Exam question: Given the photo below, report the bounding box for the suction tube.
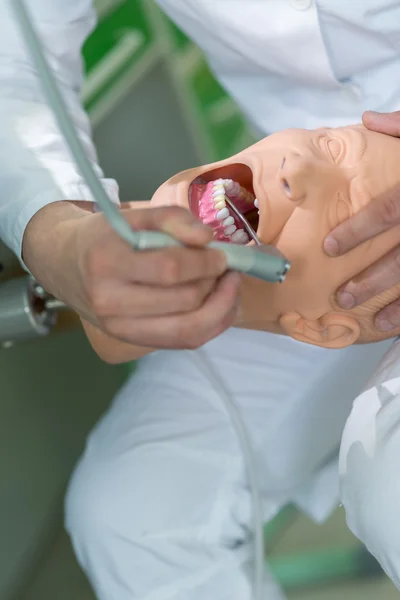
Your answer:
[10,2,266,597]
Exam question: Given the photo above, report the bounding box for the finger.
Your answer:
[103,271,242,349]
[375,299,400,333]
[120,201,151,210]
[363,110,400,137]
[96,244,227,286]
[336,245,400,309]
[324,185,400,256]
[123,205,214,247]
[93,278,216,318]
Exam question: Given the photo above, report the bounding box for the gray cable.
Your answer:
[191,348,265,600]
[11,2,265,597]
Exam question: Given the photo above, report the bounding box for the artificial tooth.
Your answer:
[231,230,249,243]
[222,216,235,226]
[224,224,237,235]
[254,198,259,208]
[227,181,241,195]
[217,208,229,220]
[215,178,224,184]
[214,200,226,210]
[213,194,225,203]
[238,186,246,196]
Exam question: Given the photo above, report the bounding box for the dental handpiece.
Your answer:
[11,0,291,284]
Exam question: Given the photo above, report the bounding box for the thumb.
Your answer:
[363,110,400,137]
[122,205,214,247]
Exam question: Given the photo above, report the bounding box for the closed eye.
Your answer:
[326,138,343,163]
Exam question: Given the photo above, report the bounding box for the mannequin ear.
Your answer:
[279,312,360,349]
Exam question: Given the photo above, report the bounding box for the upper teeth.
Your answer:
[212,180,254,204]
[211,179,254,245]
[224,179,241,195]
[215,200,226,210]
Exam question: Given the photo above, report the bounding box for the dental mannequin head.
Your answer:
[151,125,400,349]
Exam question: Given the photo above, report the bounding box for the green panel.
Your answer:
[188,59,252,159]
[190,60,227,110]
[0,328,126,597]
[83,0,152,110]
[269,546,383,590]
[264,505,298,547]
[207,114,246,160]
[164,18,191,52]
[84,1,151,72]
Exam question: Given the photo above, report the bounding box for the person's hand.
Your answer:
[22,201,241,349]
[323,110,400,332]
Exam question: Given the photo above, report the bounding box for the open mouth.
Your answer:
[188,164,259,245]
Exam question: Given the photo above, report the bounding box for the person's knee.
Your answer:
[64,456,121,561]
[65,444,228,560]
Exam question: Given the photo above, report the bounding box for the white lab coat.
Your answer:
[0,1,119,258]
[1,0,400,256]
[158,0,400,133]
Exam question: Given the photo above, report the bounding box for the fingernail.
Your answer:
[324,236,339,257]
[376,318,395,332]
[337,291,355,309]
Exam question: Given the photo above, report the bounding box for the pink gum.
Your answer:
[198,181,251,241]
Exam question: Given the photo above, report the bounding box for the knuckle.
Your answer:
[379,193,400,227]
[353,277,378,302]
[156,205,188,227]
[90,289,113,317]
[159,255,182,285]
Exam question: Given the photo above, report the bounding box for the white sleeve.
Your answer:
[0,0,120,259]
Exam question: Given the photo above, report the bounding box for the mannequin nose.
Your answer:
[278,152,312,204]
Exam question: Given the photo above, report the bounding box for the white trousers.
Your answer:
[65,329,392,600]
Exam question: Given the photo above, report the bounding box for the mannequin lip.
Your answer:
[188,164,260,244]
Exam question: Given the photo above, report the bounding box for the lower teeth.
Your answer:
[231,230,249,243]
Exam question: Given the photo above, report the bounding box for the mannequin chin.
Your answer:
[151,124,400,349]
